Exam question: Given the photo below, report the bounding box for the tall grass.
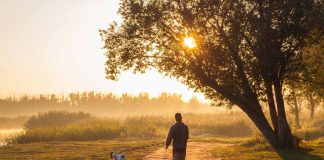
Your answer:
[9,111,254,144]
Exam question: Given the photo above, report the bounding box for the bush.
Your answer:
[24,111,91,129]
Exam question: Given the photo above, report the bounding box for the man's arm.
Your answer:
[165,126,174,148]
[185,125,189,141]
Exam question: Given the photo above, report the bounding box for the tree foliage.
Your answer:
[285,29,324,120]
[301,31,324,96]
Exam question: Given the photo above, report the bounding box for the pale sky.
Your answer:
[0,0,205,101]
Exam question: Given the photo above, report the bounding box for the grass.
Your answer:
[0,138,162,160]
[211,137,324,160]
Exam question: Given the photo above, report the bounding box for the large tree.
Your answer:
[100,0,321,148]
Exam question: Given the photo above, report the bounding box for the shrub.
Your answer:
[24,111,91,129]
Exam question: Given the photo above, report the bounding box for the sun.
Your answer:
[183,37,196,49]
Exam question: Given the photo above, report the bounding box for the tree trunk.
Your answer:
[291,91,300,129]
[265,82,279,133]
[239,102,280,148]
[308,93,315,119]
[273,79,297,148]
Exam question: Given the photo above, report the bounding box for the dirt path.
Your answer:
[144,140,233,160]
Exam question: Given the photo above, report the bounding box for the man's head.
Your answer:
[175,113,182,122]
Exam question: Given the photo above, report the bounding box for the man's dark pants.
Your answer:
[173,149,186,160]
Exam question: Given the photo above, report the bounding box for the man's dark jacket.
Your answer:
[166,122,189,152]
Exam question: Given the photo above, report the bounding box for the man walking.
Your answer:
[165,113,189,160]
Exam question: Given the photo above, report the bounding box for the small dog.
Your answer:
[110,152,126,160]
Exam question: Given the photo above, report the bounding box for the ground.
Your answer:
[211,137,324,160]
[145,138,234,160]
[0,137,323,160]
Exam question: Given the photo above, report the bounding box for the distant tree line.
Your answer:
[0,92,208,116]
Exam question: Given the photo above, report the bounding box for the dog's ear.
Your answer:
[110,152,113,159]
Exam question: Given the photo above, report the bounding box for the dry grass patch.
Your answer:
[0,139,162,160]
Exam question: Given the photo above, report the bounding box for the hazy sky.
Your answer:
[0,0,205,101]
